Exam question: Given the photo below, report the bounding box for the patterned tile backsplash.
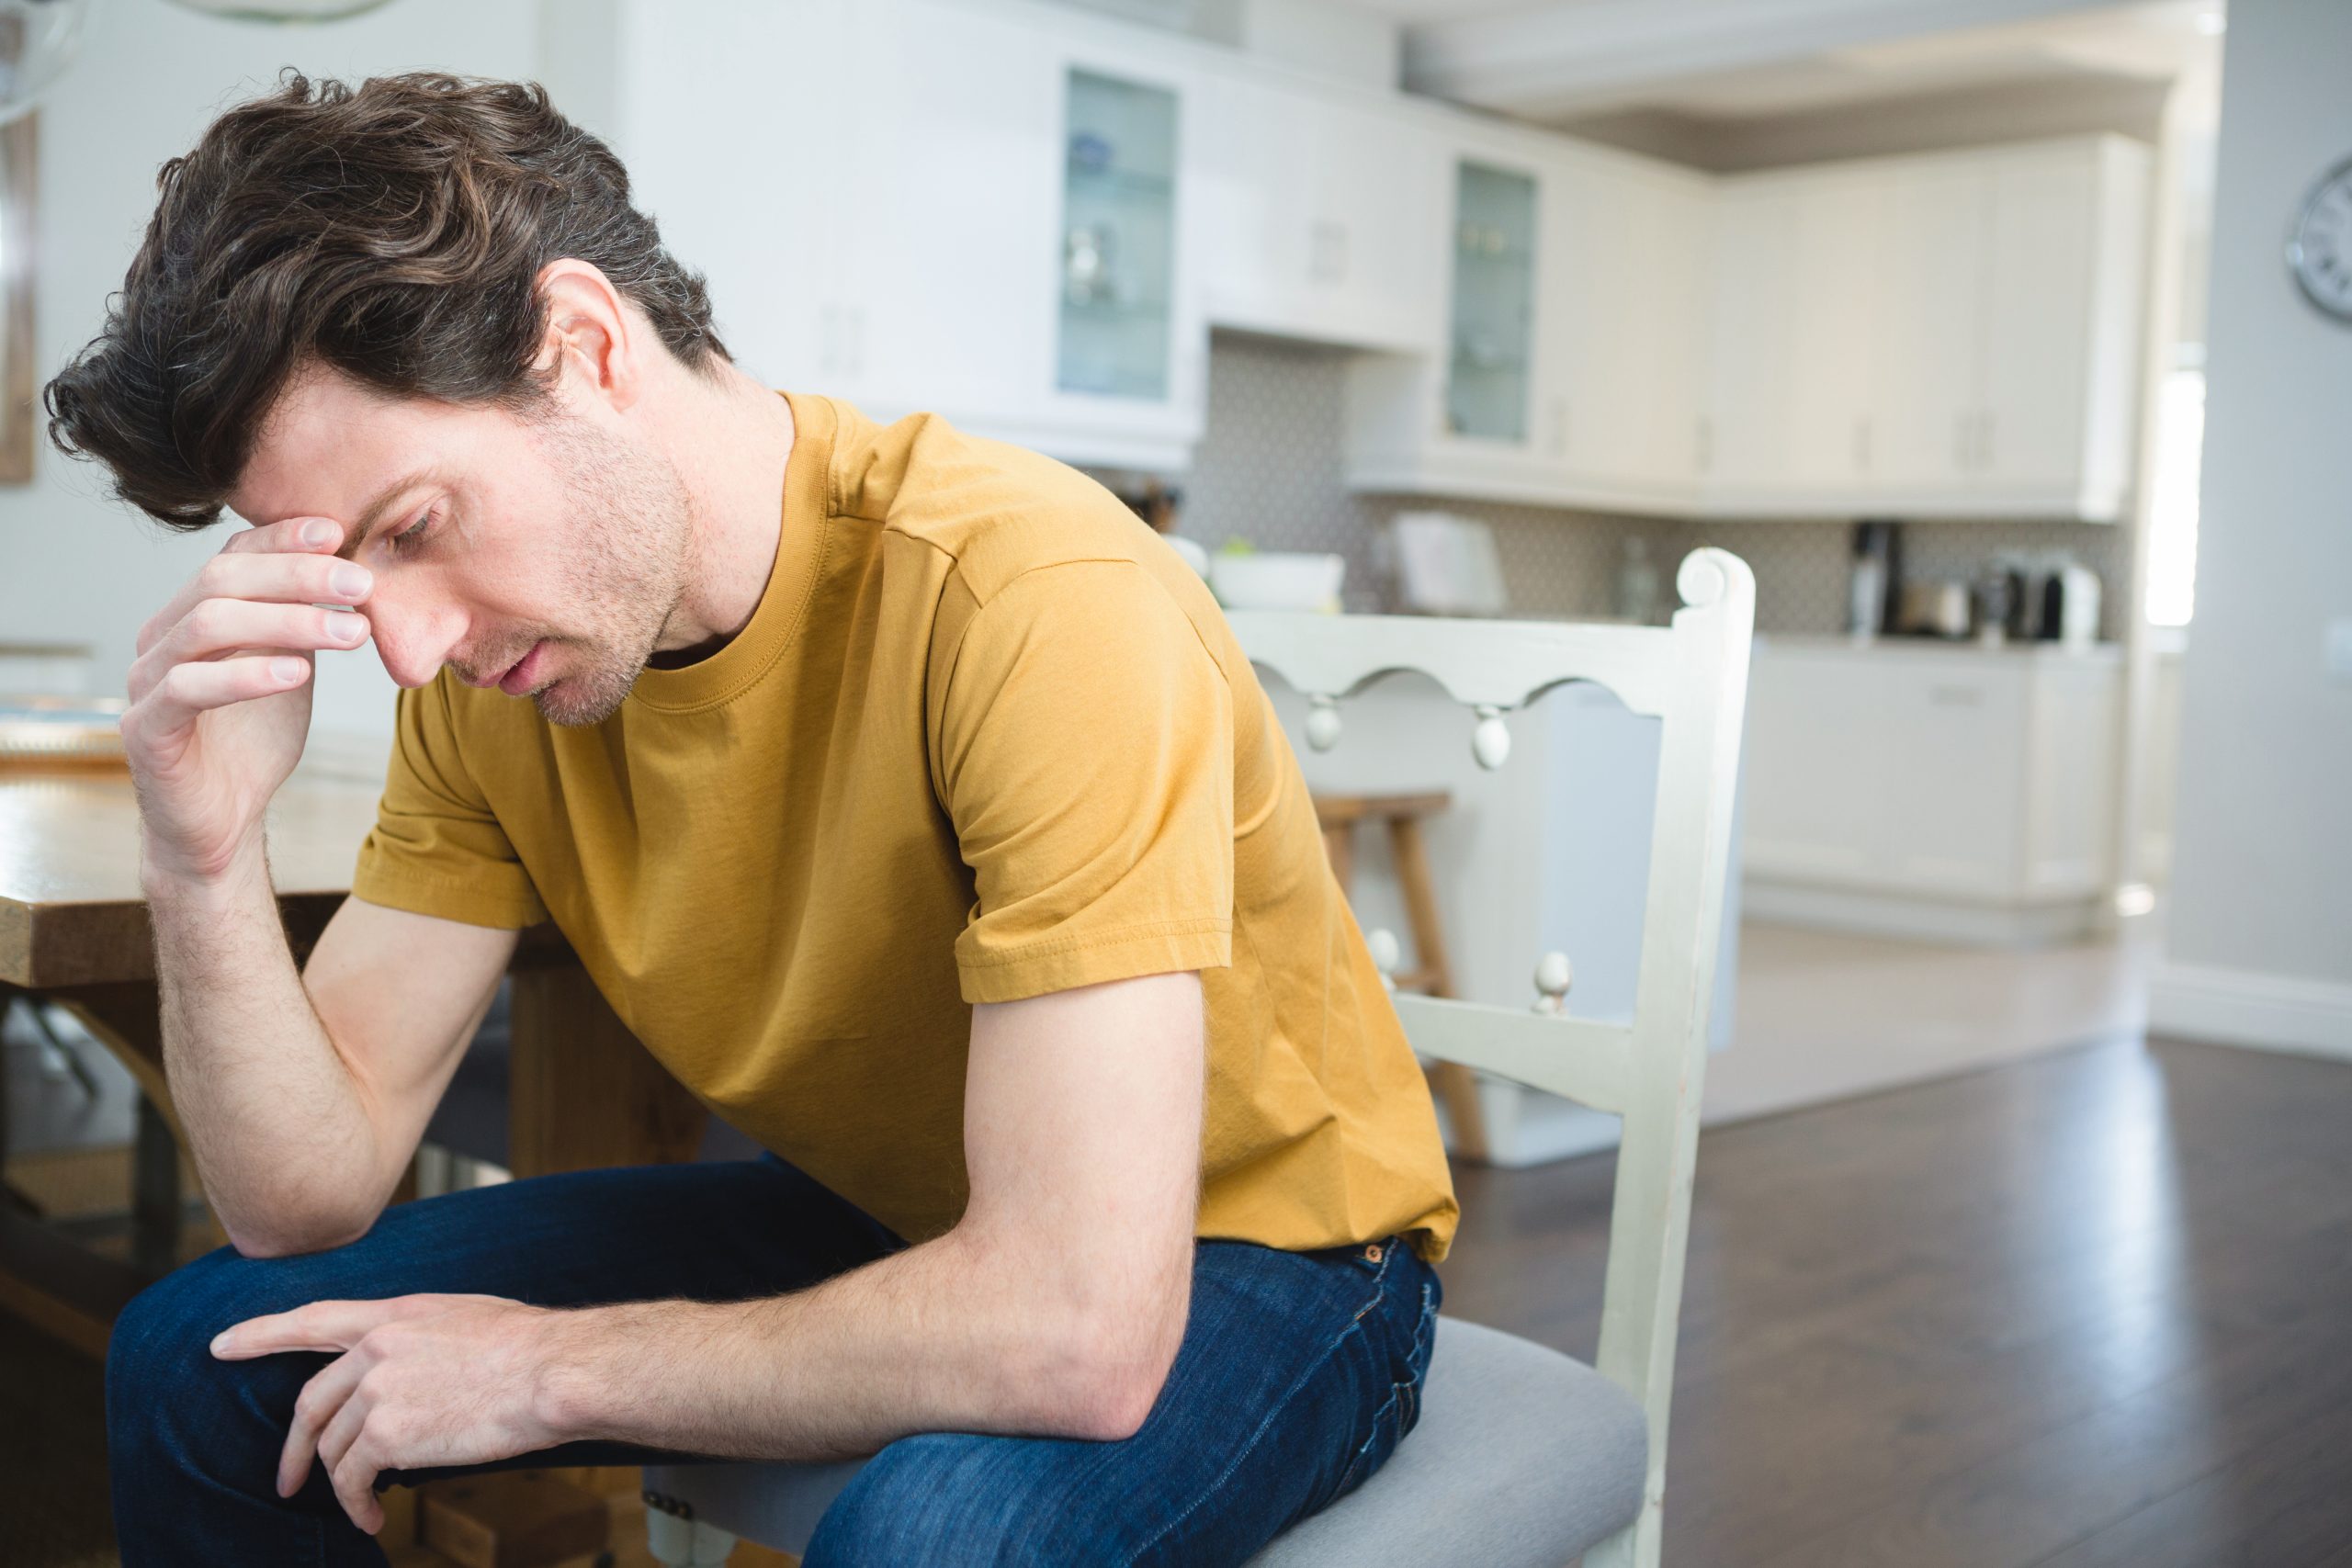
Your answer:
[1136,333,2128,639]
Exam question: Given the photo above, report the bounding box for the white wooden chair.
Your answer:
[641,547,1755,1567]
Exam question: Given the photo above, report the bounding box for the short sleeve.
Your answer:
[349,680,550,930]
[934,560,1235,1004]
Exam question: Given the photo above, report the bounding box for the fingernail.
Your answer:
[209,1333,230,1356]
[301,519,335,547]
[331,614,366,643]
[271,658,307,684]
[331,564,371,598]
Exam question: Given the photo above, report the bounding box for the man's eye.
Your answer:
[390,509,435,555]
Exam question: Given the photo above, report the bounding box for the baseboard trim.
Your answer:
[1743,880,2099,948]
[2149,962,2352,1060]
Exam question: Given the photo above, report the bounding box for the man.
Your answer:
[51,71,1456,1565]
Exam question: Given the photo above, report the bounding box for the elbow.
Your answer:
[1046,1298,1187,1443]
[1072,1364,1165,1444]
[221,1199,379,1260]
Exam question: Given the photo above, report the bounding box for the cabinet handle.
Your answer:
[1854,416,1872,475]
[1551,398,1570,457]
[1979,410,1996,473]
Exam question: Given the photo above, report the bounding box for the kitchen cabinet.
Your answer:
[590,0,1206,472]
[1703,169,1885,503]
[1707,137,2151,520]
[1341,126,1568,503]
[1057,67,1182,401]
[580,1,2149,510]
[1447,159,1542,444]
[1341,135,1711,512]
[1741,637,2121,943]
[1546,155,1713,499]
[1192,70,1442,354]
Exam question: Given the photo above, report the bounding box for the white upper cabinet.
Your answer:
[837,0,1209,468]
[1193,72,1442,354]
[1704,169,1885,502]
[600,0,1206,472]
[1545,154,1713,502]
[1341,126,1566,503]
[1868,155,1995,497]
[589,0,853,394]
[1341,130,1712,512]
[1707,137,2151,520]
[1975,140,2151,514]
[603,0,2150,516]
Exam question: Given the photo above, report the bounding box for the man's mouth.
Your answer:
[495,640,548,696]
[460,641,546,693]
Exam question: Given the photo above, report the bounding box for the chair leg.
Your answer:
[643,1490,739,1567]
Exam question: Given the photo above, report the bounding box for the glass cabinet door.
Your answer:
[1057,68,1178,400]
[1446,160,1537,442]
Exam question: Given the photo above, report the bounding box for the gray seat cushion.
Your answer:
[1247,1318,1646,1566]
[640,1316,1647,1565]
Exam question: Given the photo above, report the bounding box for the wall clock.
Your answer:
[2288,157,2352,323]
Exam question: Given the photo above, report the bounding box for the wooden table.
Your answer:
[0,767,707,1359]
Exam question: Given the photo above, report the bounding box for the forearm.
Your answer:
[539,1220,1188,1461]
[146,844,389,1256]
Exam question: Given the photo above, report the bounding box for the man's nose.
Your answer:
[364,587,466,689]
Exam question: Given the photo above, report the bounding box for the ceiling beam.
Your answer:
[1403,0,2132,118]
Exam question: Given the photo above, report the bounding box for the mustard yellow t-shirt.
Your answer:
[352,393,1458,1262]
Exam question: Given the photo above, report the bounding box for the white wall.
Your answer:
[0,0,541,738]
[2151,0,2352,1056]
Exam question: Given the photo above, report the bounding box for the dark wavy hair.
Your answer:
[45,70,729,530]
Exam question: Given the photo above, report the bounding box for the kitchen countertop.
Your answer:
[1757,632,2123,663]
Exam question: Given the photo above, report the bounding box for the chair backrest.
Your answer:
[1226,547,1755,1568]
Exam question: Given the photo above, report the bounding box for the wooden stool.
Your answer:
[1311,792,1490,1164]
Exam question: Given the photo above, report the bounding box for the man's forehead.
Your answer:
[230,369,448,526]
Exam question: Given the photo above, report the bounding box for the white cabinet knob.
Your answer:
[1472,706,1510,770]
[1532,951,1573,1013]
[1366,928,1402,991]
[1306,694,1342,752]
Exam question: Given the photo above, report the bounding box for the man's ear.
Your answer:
[533,259,642,414]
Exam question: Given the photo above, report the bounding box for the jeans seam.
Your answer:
[1336,1381,1407,1496]
[1127,1258,1393,1564]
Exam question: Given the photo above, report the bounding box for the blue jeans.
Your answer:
[106,1152,1441,1565]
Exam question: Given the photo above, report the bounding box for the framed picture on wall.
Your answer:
[0,114,33,484]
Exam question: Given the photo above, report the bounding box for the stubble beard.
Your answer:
[526,414,694,728]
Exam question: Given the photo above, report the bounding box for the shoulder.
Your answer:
[824,400,1192,604]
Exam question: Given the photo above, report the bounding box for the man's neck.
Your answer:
[649,363,797,661]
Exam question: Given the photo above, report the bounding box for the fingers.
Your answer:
[120,656,310,742]
[221,514,345,557]
[328,1423,387,1536]
[137,548,371,658]
[213,1297,419,1359]
[281,1350,366,1498]
[129,599,368,704]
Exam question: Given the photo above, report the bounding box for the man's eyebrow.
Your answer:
[333,470,435,561]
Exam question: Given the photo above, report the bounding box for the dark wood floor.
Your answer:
[9,1032,2352,1565]
[1442,1034,2352,1568]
